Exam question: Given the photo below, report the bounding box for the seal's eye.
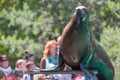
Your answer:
[82,8,87,15]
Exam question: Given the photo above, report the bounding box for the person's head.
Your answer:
[15,59,26,71]
[26,61,35,71]
[24,50,34,62]
[43,40,59,57]
[13,70,23,80]
[0,70,6,80]
[56,36,62,49]
[0,55,9,68]
[57,36,62,44]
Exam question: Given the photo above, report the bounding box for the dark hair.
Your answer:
[13,70,23,77]
[0,55,8,62]
[24,50,33,59]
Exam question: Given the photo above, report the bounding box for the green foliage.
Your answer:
[100,27,120,79]
[100,27,120,61]
[0,0,19,11]
[89,0,120,41]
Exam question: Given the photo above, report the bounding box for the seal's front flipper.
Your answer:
[82,53,114,80]
[80,64,98,80]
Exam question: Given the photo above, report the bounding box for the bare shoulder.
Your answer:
[40,57,46,69]
[41,57,46,61]
[40,57,46,63]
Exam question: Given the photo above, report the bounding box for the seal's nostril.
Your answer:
[77,9,82,15]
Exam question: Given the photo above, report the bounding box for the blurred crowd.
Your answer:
[0,36,89,80]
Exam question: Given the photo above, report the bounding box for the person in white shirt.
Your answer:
[0,55,13,76]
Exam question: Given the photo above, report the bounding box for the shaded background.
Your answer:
[0,0,120,79]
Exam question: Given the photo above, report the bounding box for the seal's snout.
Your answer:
[76,6,86,16]
[75,6,87,24]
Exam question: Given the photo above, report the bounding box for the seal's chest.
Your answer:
[63,53,82,67]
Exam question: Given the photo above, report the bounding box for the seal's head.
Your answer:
[75,6,88,24]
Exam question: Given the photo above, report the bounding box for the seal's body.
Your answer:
[57,6,114,80]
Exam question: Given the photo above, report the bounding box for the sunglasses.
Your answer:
[16,74,23,77]
[0,59,8,62]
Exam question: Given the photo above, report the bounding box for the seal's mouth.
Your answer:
[75,6,87,24]
[75,12,82,24]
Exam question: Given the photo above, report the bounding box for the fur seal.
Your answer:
[56,6,114,80]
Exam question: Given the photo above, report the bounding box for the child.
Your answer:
[13,70,23,80]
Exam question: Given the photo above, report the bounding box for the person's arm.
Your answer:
[40,57,46,69]
[63,64,72,71]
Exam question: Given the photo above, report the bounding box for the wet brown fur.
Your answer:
[60,11,114,74]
